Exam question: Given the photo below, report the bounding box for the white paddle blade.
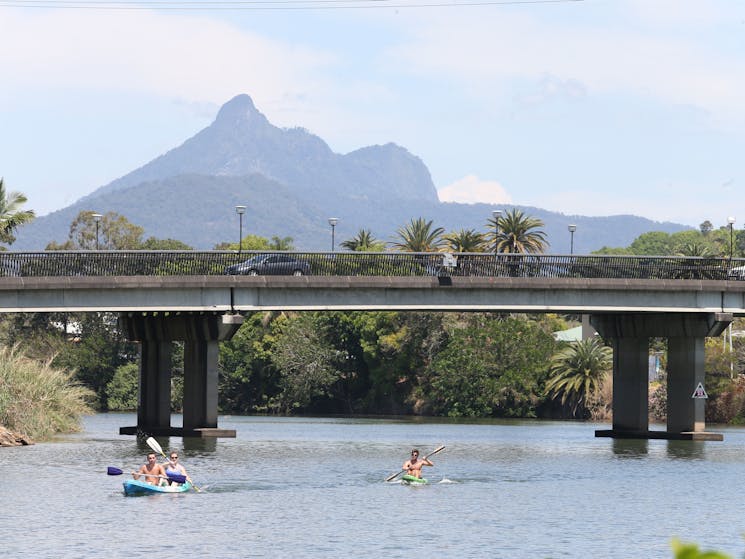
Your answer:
[146,437,165,457]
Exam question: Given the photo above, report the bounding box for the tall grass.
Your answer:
[0,345,94,440]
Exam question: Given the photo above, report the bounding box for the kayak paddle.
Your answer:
[146,436,202,492]
[385,445,445,482]
[146,436,167,460]
[106,466,187,485]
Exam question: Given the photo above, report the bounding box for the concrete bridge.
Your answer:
[1,250,744,440]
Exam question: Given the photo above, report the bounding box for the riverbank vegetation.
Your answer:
[0,345,94,440]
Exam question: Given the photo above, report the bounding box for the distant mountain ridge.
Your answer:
[14,94,687,252]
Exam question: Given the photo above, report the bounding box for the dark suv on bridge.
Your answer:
[224,254,311,276]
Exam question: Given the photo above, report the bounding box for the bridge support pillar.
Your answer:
[137,341,172,432]
[667,337,706,434]
[183,340,219,432]
[610,337,649,434]
[592,312,730,441]
[118,312,243,438]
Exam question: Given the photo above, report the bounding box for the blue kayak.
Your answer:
[123,479,193,496]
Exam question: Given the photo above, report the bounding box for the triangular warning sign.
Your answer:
[692,382,708,399]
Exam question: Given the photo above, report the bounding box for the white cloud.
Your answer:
[387,4,745,125]
[438,175,511,205]
[0,10,336,117]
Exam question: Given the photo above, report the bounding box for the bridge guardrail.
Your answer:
[0,251,741,280]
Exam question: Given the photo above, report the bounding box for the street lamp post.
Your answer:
[235,205,246,255]
[328,218,339,252]
[492,210,502,254]
[728,217,736,260]
[568,224,577,255]
[92,213,102,250]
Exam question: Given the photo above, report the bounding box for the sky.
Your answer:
[1,0,745,230]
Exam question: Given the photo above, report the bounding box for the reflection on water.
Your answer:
[3,414,745,559]
[612,438,649,457]
[666,440,706,460]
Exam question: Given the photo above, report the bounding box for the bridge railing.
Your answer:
[0,251,742,280]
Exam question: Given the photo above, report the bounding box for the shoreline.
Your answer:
[0,425,33,446]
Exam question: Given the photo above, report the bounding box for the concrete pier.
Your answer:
[592,312,731,441]
[118,312,243,438]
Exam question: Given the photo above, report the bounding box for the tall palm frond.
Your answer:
[341,229,385,252]
[545,337,612,416]
[391,218,445,252]
[487,208,548,254]
[443,229,487,253]
[0,178,35,246]
[676,242,712,257]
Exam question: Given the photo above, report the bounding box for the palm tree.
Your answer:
[391,218,445,252]
[269,236,295,250]
[443,229,487,253]
[487,209,548,254]
[341,229,385,252]
[0,178,35,246]
[545,337,612,417]
[676,242,712,257]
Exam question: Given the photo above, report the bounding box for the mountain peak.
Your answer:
[214,94,268,127]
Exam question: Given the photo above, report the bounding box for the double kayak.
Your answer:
[123,479,193,496]
[401,474,428,485]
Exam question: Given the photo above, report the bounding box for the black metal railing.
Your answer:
[0,251,742,280]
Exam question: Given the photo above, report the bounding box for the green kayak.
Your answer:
[401,474,428,485]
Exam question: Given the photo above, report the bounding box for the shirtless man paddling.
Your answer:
[133,453,166,485]
[402,448,433,479]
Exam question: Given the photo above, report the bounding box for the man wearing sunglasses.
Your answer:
[402,448,434,479]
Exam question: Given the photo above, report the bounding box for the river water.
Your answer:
[3,414,745,558]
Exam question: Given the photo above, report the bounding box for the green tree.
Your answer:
[214,234,273,251]
[105,362,139,411]
[341,229,386,252]
[269,236,295,250]
[443,229,487,253]
[676,242,712,257]
[219,313,282,414]
[52,313,138,410]
[545,337,612,417]
[0,178,35,246]
[628,231,674,255]
[420,315,556,417]
[270,313,345,413]
[46,211,144,250]
[490,209,548,253]
[391,217,445,252]
[140,237,193,250]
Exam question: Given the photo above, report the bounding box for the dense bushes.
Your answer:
[0,345,94,439]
